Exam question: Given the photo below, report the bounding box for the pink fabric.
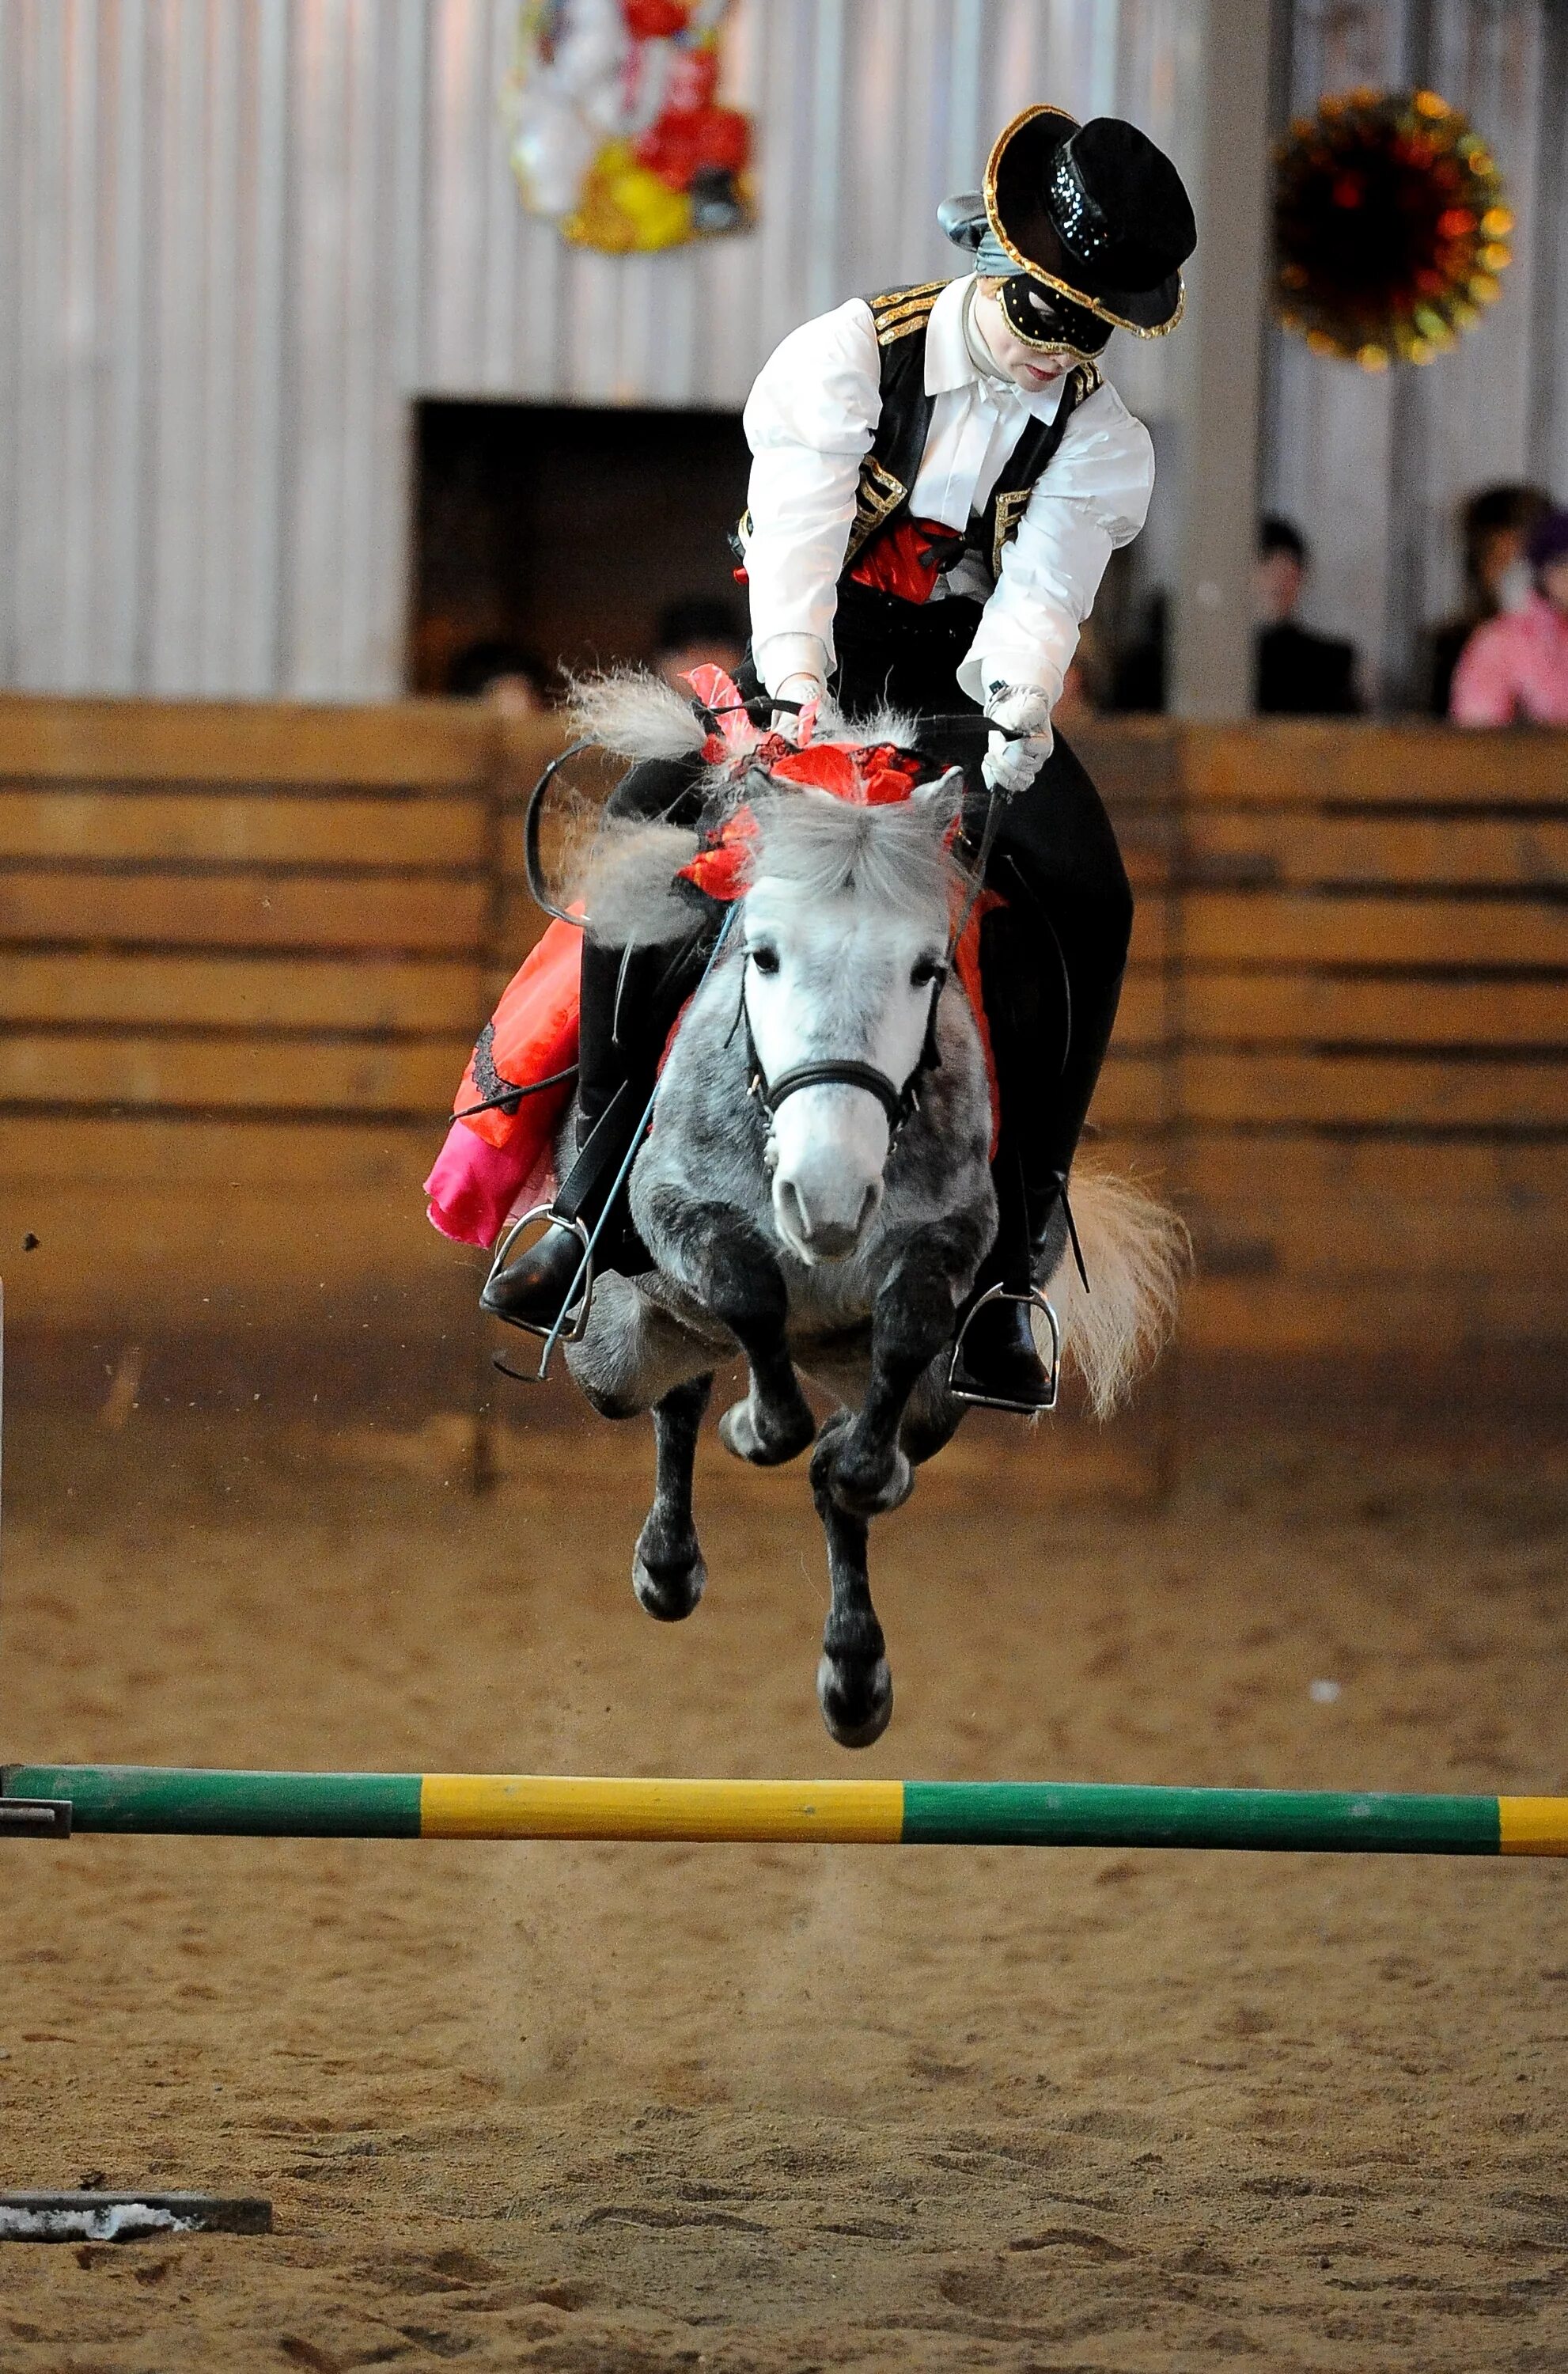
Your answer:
[1449,595,1568,726]
[424,1121,536,1250]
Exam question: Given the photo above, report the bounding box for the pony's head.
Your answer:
[570,666,971,1265]
[740,757,965,1265]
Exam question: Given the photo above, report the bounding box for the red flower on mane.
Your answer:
[768,740,925,806]
[677,806,758,902]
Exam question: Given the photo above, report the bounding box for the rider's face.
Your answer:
[971,286,1074,393]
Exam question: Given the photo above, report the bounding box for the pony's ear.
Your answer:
[911,764,965,832]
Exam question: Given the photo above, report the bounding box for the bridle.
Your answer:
[737,952,946,1152]
[729,747,991,1157]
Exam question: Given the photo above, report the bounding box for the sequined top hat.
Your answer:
[941,105,1196,348]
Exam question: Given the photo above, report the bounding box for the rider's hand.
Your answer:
[770,672,823,745]
[982,683,1054,795]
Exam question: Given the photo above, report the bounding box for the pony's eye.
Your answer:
[749,945,780,975]
[911,957,947,990]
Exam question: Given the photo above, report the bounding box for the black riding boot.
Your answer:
[949,884,1127,1414]
[481,935,695,1336]
[949,1132,1058,1413]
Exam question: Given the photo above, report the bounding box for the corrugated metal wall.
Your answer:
[0,0,1195,700]
[1264,0,1568,703]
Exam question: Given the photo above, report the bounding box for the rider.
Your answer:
[482,104,1195,1412]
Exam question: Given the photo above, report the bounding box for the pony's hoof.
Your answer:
[816,1653,893,1750]
[829,1444,913,1518]
[718,1397,815,1468]
[632,1539,706,1622]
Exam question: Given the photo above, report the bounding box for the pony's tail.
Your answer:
[1037,1166,1188,1419]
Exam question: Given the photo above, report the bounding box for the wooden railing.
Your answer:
[1079,719,1568,1363]
[0,697,521,1341]
[1,698,1563,1373]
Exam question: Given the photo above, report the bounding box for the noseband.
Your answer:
[739,961,945,1147]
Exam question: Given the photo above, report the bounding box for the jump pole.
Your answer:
[4,1766,1568,1853]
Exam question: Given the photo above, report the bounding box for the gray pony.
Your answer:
[548,674,1184,1749]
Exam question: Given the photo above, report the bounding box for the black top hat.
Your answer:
[949,104,1195,339]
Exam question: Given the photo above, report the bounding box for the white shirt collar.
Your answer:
[923,275,1068,424]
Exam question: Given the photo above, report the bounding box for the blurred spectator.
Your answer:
[653,595,745,691]
[1254,518,1360,715]
[1424,483,1552,715]
[1108,588,1168,712]
[1449,508,1568,727]
[446,637,553,716]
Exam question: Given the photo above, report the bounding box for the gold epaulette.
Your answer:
[869,281,949,347]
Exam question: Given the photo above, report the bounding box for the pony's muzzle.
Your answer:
[767,1084,892,1262]
[773,1172,883,1264]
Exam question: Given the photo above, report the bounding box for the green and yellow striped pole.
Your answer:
[5,1766,1568,1853]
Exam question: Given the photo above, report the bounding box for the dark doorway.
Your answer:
[409,400,752,696]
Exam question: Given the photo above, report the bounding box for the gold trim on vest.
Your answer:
[990,487,1032,580]
[988,363,1101,575]
[872,281,947,345]
[846,457,909,563]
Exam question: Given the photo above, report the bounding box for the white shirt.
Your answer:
[740,274,1154,710]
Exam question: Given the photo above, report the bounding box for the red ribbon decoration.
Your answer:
[678,806,759,902]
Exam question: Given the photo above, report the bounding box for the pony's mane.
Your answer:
[568,667,960,943]
[568,669,707,763]
[567,666,922,787]
[747,780,961,925]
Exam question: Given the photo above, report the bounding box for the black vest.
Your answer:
[734,281,1101,596]
[845,281,1100,586]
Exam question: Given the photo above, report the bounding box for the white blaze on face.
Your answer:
[742,881,947,1266]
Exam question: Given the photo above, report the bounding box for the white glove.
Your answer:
[982,683,1054,795]
[771,671,824,745]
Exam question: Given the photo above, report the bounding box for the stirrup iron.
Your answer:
[483,1202,595,1382]
[947,1284,1062,1414]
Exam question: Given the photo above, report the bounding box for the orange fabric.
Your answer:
[455,914,582,1155]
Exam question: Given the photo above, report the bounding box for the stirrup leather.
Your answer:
[947,1284,1062,1414]
[483,1203,596,1344]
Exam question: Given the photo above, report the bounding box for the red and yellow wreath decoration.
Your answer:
[1273,87,1511,370]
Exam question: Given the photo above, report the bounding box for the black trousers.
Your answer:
[600,585,1133,1280]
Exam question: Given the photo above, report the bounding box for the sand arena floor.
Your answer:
[2,1397,1566,2371]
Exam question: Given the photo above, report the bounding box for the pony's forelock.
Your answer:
[747,779,962,926]
[563,668,968,938]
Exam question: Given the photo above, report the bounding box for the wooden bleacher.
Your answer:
[1,699,1563,1392]
[1080,719,1568,1366]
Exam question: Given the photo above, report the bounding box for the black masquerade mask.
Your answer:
[938,104,1195,346]
[999,275,1115,358]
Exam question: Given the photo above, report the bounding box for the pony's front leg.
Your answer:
[646,1195,816,1466]
[826,1223,978,1518]
[634,1373,713,1622]
[809,1420,891,1748]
